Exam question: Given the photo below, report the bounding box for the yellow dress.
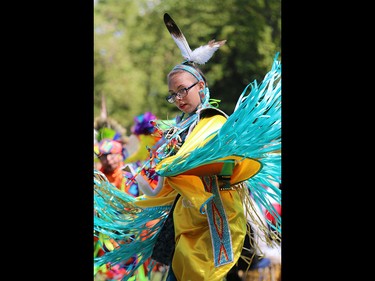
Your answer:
[136,111,262,281]
[170,176,247,281]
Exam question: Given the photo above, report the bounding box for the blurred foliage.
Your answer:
[94,0,281,132]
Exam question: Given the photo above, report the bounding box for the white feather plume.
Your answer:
[190,40,226,64]
[169,32,193,61]
[164,13,226,65]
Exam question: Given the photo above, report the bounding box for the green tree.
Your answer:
[94,0,281,130]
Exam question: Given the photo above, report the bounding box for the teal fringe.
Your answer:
[94,170,172,280]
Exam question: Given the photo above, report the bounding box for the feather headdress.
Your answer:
[164,13,226,65]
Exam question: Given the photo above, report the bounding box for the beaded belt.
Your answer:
[201,175,234,267]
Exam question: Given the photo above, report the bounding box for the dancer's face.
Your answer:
[167,71,204,114]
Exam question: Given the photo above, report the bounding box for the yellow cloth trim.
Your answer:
[134,182,177,208]
[227,156,262,184]
[177,114,226,155]
[166,175,213,212]
[156,115,226,172]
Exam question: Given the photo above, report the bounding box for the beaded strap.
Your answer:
[201,175,233,267]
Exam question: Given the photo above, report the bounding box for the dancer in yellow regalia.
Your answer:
[94,13,281,281]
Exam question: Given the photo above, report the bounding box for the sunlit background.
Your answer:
[94,0,281,132]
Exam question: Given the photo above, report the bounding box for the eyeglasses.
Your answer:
[165,81,199,103]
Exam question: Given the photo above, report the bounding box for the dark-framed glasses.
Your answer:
[166,81,199,103]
